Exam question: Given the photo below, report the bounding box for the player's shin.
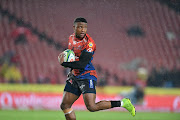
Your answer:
[63,108,76,120]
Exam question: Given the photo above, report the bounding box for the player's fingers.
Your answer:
[58,54,61,62]
[58,53,62,57]
[60,53,65,64]
[58,52,64,64]
[58,52,64,58]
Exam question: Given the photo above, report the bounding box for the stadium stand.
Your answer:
[0,0,179,86]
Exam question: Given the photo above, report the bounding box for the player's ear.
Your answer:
[73,22,76,30]
[73,25,75,31]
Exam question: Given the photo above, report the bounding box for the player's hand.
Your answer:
[58,52,64,65]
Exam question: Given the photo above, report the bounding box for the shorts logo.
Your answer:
[80,84,85,90]
[89,80,94,88]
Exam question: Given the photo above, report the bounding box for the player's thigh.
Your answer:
[83,93,96,108]
[79,80,97,108]
[61,91,79,109]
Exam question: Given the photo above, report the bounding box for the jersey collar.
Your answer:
[73,33,88,42]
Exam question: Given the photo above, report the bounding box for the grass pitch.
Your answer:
[0,110,180,120]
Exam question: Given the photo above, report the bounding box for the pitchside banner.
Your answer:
[0,92,180,112]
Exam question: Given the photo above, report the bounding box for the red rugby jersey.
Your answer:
[68,33,97,80]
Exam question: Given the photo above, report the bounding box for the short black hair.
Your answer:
[74,17,87,24]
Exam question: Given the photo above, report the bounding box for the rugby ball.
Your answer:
[63,49,75,62]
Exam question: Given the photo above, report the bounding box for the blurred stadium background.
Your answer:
[0,0,180,120]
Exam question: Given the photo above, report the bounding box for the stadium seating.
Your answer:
[0,0,179,85]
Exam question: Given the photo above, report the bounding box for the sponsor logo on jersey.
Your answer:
[87,48,93,52]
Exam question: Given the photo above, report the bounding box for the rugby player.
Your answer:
[58,17,136,120]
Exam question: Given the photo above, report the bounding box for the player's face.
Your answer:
[74,22,87,39]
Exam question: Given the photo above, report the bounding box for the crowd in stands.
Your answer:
[159,0,180,13]
[147,65,180,87]
[0,50,23,83]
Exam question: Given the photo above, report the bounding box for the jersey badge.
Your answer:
[88,42,93,48]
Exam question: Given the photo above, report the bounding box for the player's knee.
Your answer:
[86,104,97,112]
[60,103,64,110]
[60,102,70,110]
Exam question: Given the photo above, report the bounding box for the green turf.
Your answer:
[0,110,180,120]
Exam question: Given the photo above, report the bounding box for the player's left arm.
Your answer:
[60,40,95,69]
[61,50,93,69]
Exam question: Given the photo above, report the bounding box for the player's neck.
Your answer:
[75,34,86,40]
